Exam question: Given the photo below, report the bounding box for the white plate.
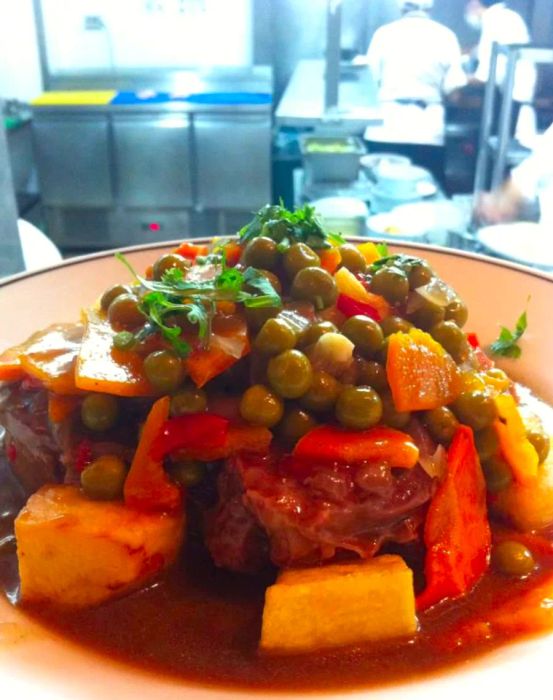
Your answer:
[477,222,553,270]
[1,241,553,700]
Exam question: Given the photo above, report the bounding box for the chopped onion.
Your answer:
[415,278,457,308]
[419,444,448,481]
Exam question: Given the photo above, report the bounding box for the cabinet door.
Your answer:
[113,115,193,208]
[33,114,112,207]
[195,114,271,210]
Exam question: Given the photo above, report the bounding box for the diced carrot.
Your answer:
[2,324,83,394]
[386,329,461,412]
[216,301,237,315]
[48,394,79,423]
[75,308,154,397]
[334,267,391,320]
[417,426,491,611]
[0,346,25,382]
[319,247,342,275]
[293,425,419,469]
[357,241,381,265]
[173,241,209,260]
[124,396,182,513]
[186,317,250,388]
[493,393,539,484]
[172,422,272,462]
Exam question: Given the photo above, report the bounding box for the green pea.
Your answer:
[170,460,205,487]
[107,294,145,330]
[278,407,317,444]
[267,349,313,399]
[245,306,279,331]
[300,370,341,412]
[527,429,551,464]
[143,350,186,394]
[423,406,459,444]
[100,284,133,312]
[408,298,445,330]
[81,393,119,432]
[408,262,433,290]
[452,391,498,431]
[243,236,279,270]
[240,384,284,427]
[297,321,337,349]
[290,267,338,309]
[283,242,320,278]
[475,426,499,462]
[335,385,383,430]
[254,317,297,355]
[170,387,207,416]
[482,455,512,492]
[356,359,388,391]
[113,330,136,351]
[338,244,367,274]
[430,321,470,363]
[81,455,127,500]
[370,266,409,304]
[152,253,190,281]
[492,541,535,577]
[341,315,384,357]
[379,315,413,337]
[381,392,411,429]
[445,298,469,328]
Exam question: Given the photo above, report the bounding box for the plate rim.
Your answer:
[2,237,551,289]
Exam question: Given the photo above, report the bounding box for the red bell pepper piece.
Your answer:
[336,293,381,321]
[417,425,491,611]
[466,332,480,349]
[150,412,229,461]
[124,397,183,512]
[292,425,419,472]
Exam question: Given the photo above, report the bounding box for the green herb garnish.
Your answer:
[490,309,528,359]
[369,253,425,273]
[115,252,281,357]
[238,203,345,251]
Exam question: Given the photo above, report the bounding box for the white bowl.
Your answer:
[477,222,553,271]
[1,241,553,700]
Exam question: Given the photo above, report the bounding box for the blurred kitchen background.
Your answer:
[1,0,553,275]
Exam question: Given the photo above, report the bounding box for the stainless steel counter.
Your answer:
[275,60,382,131]
[32,67,273,250]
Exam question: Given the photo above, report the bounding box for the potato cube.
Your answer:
[493,436,553,531]
[260,555,417,653]
[15,485,185,608]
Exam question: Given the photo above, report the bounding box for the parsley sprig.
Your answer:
[115,252,281,357]
[490,308,528,359]
[238,203,345,252]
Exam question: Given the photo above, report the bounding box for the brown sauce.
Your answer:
[12,539,553,692]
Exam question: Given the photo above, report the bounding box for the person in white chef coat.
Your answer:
[364,0,467,182]
[465,0,536,138]
[477,123,553,225]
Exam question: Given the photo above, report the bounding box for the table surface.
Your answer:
[275,59,383,130]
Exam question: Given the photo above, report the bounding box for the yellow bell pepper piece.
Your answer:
[493,393,539,484]
[334,267,391,319]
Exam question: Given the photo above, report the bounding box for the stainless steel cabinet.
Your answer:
[33,114,112,207]
[195,114,271,210]
[112,114,193,208]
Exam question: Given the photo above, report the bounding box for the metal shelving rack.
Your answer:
[473,43,553,197]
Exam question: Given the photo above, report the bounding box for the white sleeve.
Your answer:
[474,24,492,83]
[511,124,553,196]
[366,29,384,88]
[442,34,468,94]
